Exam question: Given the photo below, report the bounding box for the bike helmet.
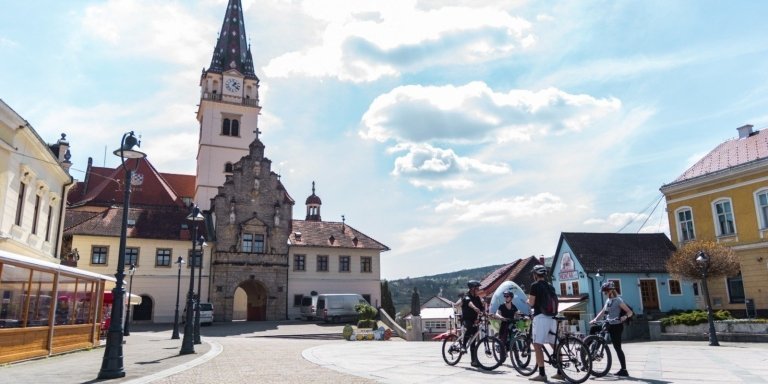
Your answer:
[467,280,481,289]
[532,265,547,276]
[601,281,615,292]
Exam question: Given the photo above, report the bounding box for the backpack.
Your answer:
[619,303,634,325]
[540,282,559,316]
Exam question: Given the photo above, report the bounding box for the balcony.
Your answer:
[202,92,259,108]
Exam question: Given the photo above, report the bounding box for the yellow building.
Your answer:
[660,124,768,317]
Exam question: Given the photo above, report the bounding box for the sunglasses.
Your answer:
[503,294,512,298]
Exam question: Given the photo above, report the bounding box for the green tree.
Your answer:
[380,280,396,317]
[666,239,740,280]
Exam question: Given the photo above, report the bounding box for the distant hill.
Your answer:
[385,264,503,315]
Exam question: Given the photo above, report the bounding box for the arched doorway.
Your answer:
[133,295,153,321]
[233,280,267,321]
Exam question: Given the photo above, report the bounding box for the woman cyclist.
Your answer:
[493,287,519,349]
[590,281,633,377]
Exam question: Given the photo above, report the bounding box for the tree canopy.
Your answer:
[666,239,740,281]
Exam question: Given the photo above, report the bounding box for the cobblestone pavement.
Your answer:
[3,321,767,384]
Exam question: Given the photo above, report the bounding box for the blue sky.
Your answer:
[3,0,768,279]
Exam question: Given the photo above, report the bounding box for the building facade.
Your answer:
[64,157,205,324]
[286,184,389,320]
[0,99,111,364]
[661,124,768,317]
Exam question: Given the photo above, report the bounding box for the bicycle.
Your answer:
[441,313,505,370]
[495,314,532,369]
[583,320,612,377]
[511,315,592,384]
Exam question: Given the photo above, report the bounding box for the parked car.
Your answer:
[315,294,367,323]
[182,302,214,325]
[300,295,318,321]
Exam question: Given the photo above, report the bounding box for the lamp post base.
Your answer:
[98,329,127,379]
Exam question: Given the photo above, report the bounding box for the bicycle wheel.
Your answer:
[583,335,612,377]
[509,335,536,376]
[441,334,463,366]
[511,334,536,376]
[555,336,591,384]
[475,336,505,371]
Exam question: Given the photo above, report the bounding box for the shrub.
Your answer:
[660,310,733,327]
[356,303,378,329]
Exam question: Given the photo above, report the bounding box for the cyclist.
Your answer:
[590,281,633,377]
[493,287,519,348]
[461,280,485,368]
[527,264,560,382]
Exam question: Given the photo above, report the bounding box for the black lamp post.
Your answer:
[194,235,206,345]
[180,205,204,355]
[696,251,720,346]
[171,256,185,340]
[98,131,146,379]
[123,264,136,336]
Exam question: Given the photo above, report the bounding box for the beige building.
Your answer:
[661,124,768,317]
[286,184,390,320]
[64,157,205,324]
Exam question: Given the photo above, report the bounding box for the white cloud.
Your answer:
[264,1,534,82]
[435,193,566,223]
[583,212,649,231]
[79,0,213,66]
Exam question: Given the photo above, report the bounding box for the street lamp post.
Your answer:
[171,256,185,340]
[123,264,136,336]
[194,235,206,345]
[180,205,204,355]
[98,131,146,379]
[696,251,720,346]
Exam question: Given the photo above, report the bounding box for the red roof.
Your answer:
[672,128,768,183]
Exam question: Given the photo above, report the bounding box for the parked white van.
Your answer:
[300,295,318,320]
[315,294,367,323]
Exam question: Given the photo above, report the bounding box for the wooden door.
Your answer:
[639,279,659,311]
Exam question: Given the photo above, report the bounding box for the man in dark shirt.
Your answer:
[461,280,485,367]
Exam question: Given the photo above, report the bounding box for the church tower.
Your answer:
[196,0,261,211]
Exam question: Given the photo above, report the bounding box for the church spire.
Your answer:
[305,181,322,221]
[208,0,258,80]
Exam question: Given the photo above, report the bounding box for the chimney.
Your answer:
[737,124,754,139]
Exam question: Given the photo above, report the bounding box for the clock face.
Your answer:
[225,78,241,93]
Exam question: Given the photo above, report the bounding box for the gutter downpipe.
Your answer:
[587,274,598,316]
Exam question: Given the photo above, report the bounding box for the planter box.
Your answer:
[664,322,768,334]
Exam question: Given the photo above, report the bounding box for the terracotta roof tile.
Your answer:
[289,220,389,251]
[65,205,193,240]
[480,256,541,295]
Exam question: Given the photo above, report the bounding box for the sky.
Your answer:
[3,0,768,280]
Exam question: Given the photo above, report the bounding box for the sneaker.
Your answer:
[460,346,467,353]
[528,375,547,382]
[551,373,564,380]
[615,369,629,376]
[470,361,481,368]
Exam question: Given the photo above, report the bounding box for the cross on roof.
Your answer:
[253,128,261,139]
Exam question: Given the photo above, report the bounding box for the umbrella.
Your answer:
[489,281,530,316]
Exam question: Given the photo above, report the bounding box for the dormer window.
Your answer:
[224,162,234,173]
[294,231,302,241]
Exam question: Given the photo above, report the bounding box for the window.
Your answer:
[222,118,231,136]
[362,294,371,304]
[361,256,372,273]
[31,195,41,234]
[231,120,240,136]
[317,255,328,272]
[668,279,682,295]
[676,208,695,241]
[571,281,580,296]
[222,117,240,137]
[559,282,566,295]
[339,256,350,272]
[714,199,736,236]
[692,282,699,296]
[188,249,202,267]
[608,279,622,295]
[294,254,306,271]
[242,233,253,253]
[293,294,303,306]
[15,181,26,226]
[253,234,264,253]
[756,190,768,229]
[156,249,172,267]
[224,162,234,173]
[125,247,139,266]
[44,204,53,242]
[91,246,108,265]
[727,273,745,303]
[424,320,447,331]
